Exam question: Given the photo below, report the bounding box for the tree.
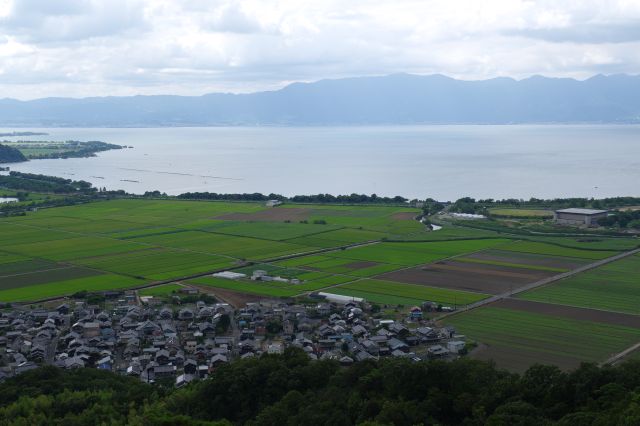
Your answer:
[216,314,231,334]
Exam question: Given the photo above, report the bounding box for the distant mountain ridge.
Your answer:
[1,73,640,126]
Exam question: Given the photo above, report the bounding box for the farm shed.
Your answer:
[554,208,608,227]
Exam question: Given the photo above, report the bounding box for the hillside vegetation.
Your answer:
[3,351,640,425]
[0,143,27,163]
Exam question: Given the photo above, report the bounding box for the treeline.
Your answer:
[178,192,410,204]
[4,351,640,425]
[290,193,408,204]
[448,196,640,214]
[177,192,277,201]
[0,171,95,194]
[0,143,27,163]
[599,209,640,229]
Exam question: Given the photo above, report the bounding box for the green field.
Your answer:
[522,236,639,252]
[74,248,235,281]
[187,276,302,298]
[445,306,640,371]
[0,274,146,302]
[497,240,615,260]
[323,239,509,266]
[519,254,640,314]
[1,197,636,304]
[327,279,488,306]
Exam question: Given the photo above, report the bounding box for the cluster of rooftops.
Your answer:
[0,290,468,385]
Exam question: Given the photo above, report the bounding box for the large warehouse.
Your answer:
[553,208,608,227]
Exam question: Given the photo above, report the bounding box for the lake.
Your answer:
[1,125,639,200]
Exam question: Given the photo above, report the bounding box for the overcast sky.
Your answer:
[1,0,640,99]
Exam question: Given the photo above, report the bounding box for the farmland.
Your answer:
[324,279,488,307]
[0,198,431,301]
[436,243,640,371]
[138,284,184,297]
[0,196,636,327]
[445,302,640,372]
[2,194,640,374]
[519,253,640,314]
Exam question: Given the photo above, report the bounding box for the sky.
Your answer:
[1,0,640,99]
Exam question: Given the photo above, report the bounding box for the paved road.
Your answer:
[438,247,640,320]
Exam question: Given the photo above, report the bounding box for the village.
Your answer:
[0,287,470,386]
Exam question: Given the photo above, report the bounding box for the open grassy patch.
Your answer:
[139,284,183,297]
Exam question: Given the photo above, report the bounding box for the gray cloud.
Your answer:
[0,0,640,99]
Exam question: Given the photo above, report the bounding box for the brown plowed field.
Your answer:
[378,261,554,294]
[216,208,311,222]
[466,249,589,270]
[494,298,640,328]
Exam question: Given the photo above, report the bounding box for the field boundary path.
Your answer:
[602,342,640,366]
[438,247,640,320]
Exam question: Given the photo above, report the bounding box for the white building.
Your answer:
[318,292,364,304]
[212,271,247,280]
[268,343,284,354]
[447,340,466,354]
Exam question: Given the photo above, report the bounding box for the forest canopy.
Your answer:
[3,350,640,425]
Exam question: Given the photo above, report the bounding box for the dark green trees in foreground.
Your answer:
[3,349,640,425]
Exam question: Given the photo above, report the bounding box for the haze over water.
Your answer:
[2,125,639,201]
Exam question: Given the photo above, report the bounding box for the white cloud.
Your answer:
[0,0,639,99]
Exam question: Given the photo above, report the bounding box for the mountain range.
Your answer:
[1,73,640,126]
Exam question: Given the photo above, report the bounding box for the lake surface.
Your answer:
[1,125,639,200]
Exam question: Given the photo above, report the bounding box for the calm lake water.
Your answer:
[1,125,639,200]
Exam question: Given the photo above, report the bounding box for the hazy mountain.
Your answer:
[1,74,639,126]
